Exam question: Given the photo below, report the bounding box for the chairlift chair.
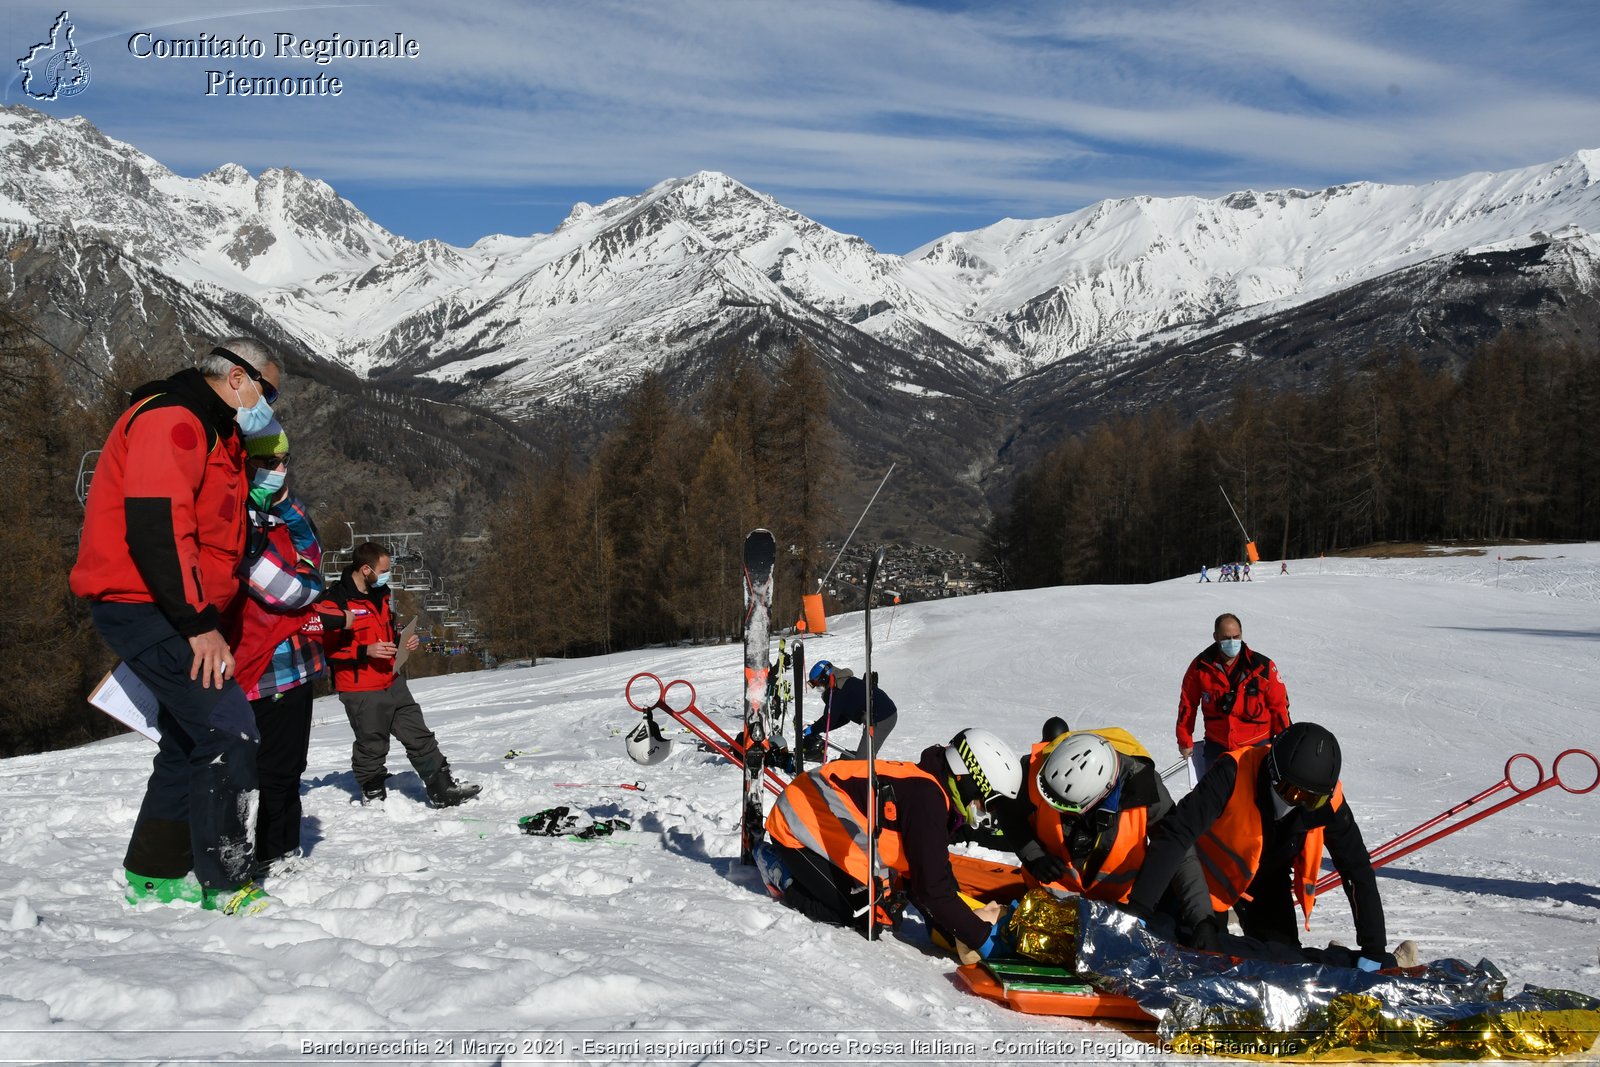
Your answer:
[75,449,101,507]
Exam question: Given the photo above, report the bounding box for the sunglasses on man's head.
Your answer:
[213,347,278,404]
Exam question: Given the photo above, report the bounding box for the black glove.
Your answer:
[1188,915,1223,952]
[1017,840,1068,884]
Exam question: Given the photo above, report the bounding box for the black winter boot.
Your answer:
[425,765,481,808]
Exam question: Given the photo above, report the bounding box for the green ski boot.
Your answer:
[202,881,275,916]
[124,871,206,907]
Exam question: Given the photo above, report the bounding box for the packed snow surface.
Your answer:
[2,546,1598,1064]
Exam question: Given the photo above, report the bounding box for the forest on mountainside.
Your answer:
[988,338,1600,588]
[476,345,839,661]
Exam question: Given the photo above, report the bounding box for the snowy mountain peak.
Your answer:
[4,106,1599,406]
[201,162,251,186]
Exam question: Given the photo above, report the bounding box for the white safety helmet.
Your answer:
[1037,733,1119,814]
[625,713,672,766]
[944,728,1022,829]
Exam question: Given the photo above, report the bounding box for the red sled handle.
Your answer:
[624,672,787,795]
[1316,748,1598,896]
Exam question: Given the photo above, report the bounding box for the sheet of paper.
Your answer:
[392,615,420,672]
[88,662,162,743]
[1186,754,1202,790]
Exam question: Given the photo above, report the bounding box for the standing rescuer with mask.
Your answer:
[1177,612,1290,780]
[72,338,283,915]
[314,541,480,808]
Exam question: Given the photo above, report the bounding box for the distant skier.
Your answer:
[801,660,897,760]
[1280,561,1289,576]
[758,728,1022,961]
[1127,723,1404,971]
[1198,565,1211,583]
[1176,612,1290,779]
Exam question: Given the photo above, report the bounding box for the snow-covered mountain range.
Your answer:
[5,103,1598,412]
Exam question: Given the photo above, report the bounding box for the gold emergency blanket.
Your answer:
[1041,897,1600,1060]
[1005,887,1080,965]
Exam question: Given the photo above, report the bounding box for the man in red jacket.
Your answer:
[1176,613,1290,780]
[314,542,480,807]
[71,338,282,915]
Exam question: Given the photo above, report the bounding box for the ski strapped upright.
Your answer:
[862,544,887,940]
[740,529,777,866]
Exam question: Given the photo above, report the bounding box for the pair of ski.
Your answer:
[739,530,890,941]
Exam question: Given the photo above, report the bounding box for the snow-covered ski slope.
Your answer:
[2,545,1597,1064]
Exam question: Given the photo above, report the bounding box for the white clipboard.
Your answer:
[392,616,420,672]
[88,662,162,743]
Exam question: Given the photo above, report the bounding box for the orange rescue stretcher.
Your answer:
[947,855,1150,1020]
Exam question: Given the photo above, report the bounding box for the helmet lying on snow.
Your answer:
[626,712,672,766]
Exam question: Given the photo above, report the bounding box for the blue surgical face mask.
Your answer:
[250,467,285,493]
[373,571,391,588]
[1218,637,1243,658]
[234,378,274,435]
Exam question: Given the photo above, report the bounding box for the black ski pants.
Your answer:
[94,603,259,890]
[251,683,313,864]
[1230,856,1301,947]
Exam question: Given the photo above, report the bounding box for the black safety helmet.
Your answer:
[1268,721,1341,796]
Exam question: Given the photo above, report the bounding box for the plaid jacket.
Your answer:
[233,496,328,700]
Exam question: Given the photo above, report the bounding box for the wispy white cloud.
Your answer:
[16,0,1600,248]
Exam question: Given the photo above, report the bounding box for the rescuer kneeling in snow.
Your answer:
[1125,722,1406,970]
[1000,728,1220,949]
[757,728,1021,961]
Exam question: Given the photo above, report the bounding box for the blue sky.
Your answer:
[6,0,1600,252]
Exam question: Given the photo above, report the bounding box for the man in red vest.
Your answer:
[314,542,480,807]
[1177,612,1290,779]
[72,339,282,915]
[1127,722,1397,969]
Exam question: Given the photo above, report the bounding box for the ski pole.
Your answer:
[1159,758,1186,781]
[859,546,887,941]
[1315,748,1598,895]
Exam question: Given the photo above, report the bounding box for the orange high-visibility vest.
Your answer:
[1025,730,1151,902]
[767,760,942,886]
[1195,746,1346,929]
